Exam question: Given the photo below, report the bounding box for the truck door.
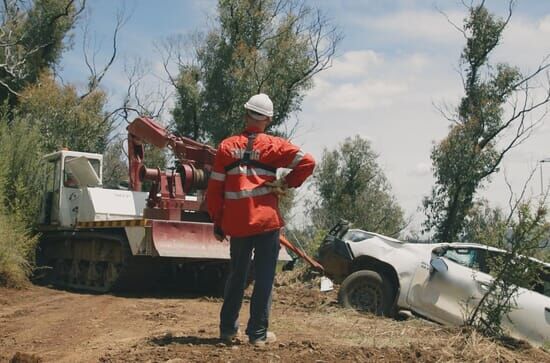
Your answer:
[407,247,488,325]
[41,158,62,225]
[504,284,550,346]
[486,256,550,346]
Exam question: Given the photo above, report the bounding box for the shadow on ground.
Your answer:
[151,334,222,347]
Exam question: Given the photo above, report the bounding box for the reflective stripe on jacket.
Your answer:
[206,126,315,237]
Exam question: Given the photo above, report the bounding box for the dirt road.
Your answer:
[1,280,549,362]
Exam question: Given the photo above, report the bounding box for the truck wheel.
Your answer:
[338,270,395,317]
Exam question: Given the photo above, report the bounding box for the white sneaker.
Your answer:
[250,331,277,346]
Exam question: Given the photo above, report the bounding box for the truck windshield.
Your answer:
[64,157,101,188]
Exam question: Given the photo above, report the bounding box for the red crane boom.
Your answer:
[126,116,323,272]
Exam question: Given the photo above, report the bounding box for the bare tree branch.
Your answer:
[503,166,537,223]
[48,0,86,27]
[436,6,467,39]
[80,4,128,99]
[104,56,172,130]
[0,0,87,96]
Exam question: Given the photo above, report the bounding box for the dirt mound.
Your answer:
[273,283,337,310]
[273,265,337,310]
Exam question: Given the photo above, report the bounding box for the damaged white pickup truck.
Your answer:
[318,221,550,347]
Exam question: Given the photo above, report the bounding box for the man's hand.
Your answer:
[214,225,226,242]
[266,178,288,196]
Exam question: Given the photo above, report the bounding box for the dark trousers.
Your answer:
[219,229,280,341]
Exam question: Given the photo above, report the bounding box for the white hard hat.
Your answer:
[244,93,273,118]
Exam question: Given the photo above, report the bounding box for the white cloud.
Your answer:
[355,10,464,45]
[493,13,550,68]
[297,47,458,226]
[309,51,442,112]
[313,79,409,111]
[409,162,432,177]
[298,7,550,232]
[537,14,550,33]
[324,50,383,80]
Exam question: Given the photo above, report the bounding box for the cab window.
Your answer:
[525,264,550,297]
[543,272,550,297]
[482,250,550,297]
[482,250,506,275]
[63,157,100,188]
[535,268,550,297]
[443,248,481,270]
[48,159,60,192]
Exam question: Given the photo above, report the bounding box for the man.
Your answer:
[206,93,315,346]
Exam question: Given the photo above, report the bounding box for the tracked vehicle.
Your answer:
[37,117,294,292]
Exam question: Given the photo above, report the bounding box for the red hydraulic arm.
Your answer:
[126,116,323,270]
[127,117,216,220]
[127,116,216,192]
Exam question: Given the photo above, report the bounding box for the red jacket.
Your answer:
[206,126,315,237]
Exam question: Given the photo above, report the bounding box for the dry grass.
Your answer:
[432,329,547,362]
[281,296,549,362]
[275,263,321,287]
[272,268,550,362]
[0,212,38,287]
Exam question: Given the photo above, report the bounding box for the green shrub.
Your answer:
[0,212,38,287]
[0,117,44,287]
[0,119,47,226]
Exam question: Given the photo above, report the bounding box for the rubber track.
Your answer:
[39,229,155,293]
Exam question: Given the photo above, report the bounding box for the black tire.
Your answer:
[338,270,395,317]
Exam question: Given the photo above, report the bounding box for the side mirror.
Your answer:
[430,257,448,275]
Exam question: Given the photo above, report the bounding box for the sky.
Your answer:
[59,0,550,233]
